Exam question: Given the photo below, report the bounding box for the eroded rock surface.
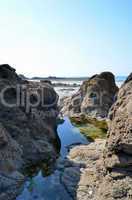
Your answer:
[94,72,132,200]
[53,139,105,200]
[78,73,132,200]
[57,73,132,200]
[60,72,118,118]
[0,64,60,199]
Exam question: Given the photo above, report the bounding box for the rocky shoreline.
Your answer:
[57,72,132,200]
[0,66,131,200]
[0,65,60,199]
[53,139,105,200]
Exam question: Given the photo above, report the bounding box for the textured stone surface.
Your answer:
[80,73,132,200]
[0,64,60,199]
[60,72,118,118]
[57,140,105,200]
[104,75,132,169]
[57,73,132,200]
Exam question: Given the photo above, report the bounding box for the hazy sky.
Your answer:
[0,0,131,77]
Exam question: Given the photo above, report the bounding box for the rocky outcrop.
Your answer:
[0,64,21,82]
[46,139,105,200]
[0,64,60,199]
[124,73,132,85]
[90,73,132,200]
[60,72,118,118]
[104,75,132,170]
[56,73,132,200]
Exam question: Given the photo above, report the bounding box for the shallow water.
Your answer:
[17,117,88,200]
[58,117,88,157]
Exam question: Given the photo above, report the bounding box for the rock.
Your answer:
[58,139,105,200]
[0,64,21,83]
[57,73,132,200]
[40,79,52,85]
[19,74,28,80]
[60,72,118,118]
[68,139,105,166]
[124,73,132,84]
[88,73,132,200]
[104,74,132,166]
[0,64,60,199]
[0,171,25,200]
[0,123,8,147]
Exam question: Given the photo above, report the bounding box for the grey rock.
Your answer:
[0,64,60,199]
[60,72,118,118]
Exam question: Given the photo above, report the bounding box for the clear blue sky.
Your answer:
[0,0,131,77]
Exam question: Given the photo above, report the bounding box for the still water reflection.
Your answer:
[17,117,88,200]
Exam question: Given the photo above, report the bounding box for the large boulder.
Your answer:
[0,64,22,83]
[93,73,132,200]
[104,72,132,170]
[76,73,132,200]
[0,64,60,199]
[60,72,118,118]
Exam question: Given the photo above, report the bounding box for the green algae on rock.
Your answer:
[70,115,108,141]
